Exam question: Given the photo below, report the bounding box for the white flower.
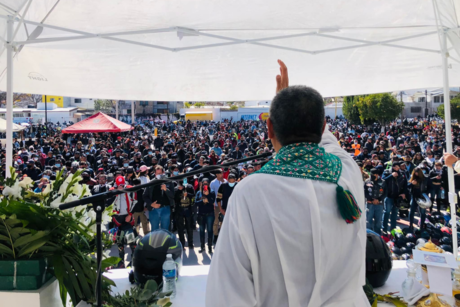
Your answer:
[87,209,97,222]
[18,177,33,188]
[102,211,112,224]
[50,195,63,208]
[3,182,22,199]
[72,184,83,198]
[41,183,52,196]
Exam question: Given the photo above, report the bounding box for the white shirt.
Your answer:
[210,178,227,207]
[206,129,369,307]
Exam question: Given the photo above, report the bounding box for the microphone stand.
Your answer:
[59,152,272,307]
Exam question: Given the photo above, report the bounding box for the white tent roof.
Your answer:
[0,117,25,132]
[0,0,459,101]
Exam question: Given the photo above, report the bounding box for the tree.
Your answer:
[194,102,205,108]
[229,105,238,110]
[437,95,460,120]
[356,93,404,125]
[94,99,114,112]
[342,96,362,124]
[184,102,192,108]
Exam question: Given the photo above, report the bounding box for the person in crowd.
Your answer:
[216,173,237,221]
[109,176,137,268]
[143,165,174,231]
[408,167,429,231]
[210,169,227,244]
[381,162,407,234]
[196,179,216,254]
[364,169,386,235]
[174,181,195,249]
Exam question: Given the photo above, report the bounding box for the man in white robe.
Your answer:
[206,61,370,307]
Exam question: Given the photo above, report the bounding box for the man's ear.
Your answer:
[267,118,275,139]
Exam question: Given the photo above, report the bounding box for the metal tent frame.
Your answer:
[1,0,458,259]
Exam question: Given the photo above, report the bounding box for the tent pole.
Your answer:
[131,100,135,124]
[115,100,118,120]
[5,15,14,178]
[440,29,458,260]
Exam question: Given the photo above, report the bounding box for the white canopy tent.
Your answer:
[0,0,458,255]
[0,117,24,132]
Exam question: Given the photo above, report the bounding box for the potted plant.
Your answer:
[104,280,173,307]
[0,168,119,306]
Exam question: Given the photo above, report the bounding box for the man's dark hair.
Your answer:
[269,85,325,145]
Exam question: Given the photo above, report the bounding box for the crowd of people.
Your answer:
[1,114,458,266]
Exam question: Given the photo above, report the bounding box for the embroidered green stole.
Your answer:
[256,142,361,224]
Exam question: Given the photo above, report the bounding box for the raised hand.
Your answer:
[276,59,289,93]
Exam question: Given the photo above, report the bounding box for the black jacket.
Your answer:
[382,170,407,199]
[364,178,386,205]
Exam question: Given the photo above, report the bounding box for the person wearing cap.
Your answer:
[207,61,368,307]
[381,161,408,234]
[364,169,386,235]
[108,176,137,268]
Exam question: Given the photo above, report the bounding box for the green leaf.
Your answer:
[15,231,50,247]
[39,246,58,252]
[67,256,92,300]
[21,220,29,228]
[10,227,30,240]
[62,257,84,300]
[138,289,153,301]
[144,279,158,292]
[163,302,172,307]
[0,242,13,256]
[101,256,121,270]
[0,234,10,241]
[17,236,49,257]
[5,219,22,226]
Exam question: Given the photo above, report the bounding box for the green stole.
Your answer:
[255,142,361,224]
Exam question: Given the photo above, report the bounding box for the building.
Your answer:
[135,101,179,114]
[0,104,78,124]
[42,95,65,108]
[394,88,459,118]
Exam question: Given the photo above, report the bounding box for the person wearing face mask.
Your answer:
[174,180,195,249]
[403,156,415,175]
[143,149,154,166]
[351,138,361,156]
[216,173,238,221]
[364,169,386,235]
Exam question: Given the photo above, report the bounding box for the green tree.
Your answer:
[94,99,114,111]
[356,93,403,125]
[194,102,205,108]
[342,96,361,124]
[229,105,238,110]
[184,102,191,108]
[437,95,460,120]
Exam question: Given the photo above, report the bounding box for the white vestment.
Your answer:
[206,129,370,307]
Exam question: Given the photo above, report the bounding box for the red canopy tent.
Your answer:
[62,112,133,134]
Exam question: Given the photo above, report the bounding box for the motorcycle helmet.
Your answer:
[402,227,413,236]
[131,229,183,285]
[415,193,432,209]
[435,223,443,230]
[405,233,416,243]
[400,247,409,255]
[394,233,407,248]
[391,227,404,238]
[406,242,415,253]
[416,238,427,246]
[400,253,411,261]
[441,227,452,236]
[440,245,453,253]
[426,214,436,224]
[439,237,452,246]
[366,230,392,288]
[399,198,410,210]
[391,253,400,261]
[392,246,402,255]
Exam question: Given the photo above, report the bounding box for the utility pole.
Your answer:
[44,95,48,124]
[425,89,428,118]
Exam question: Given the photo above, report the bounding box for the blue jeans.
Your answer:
[382,197,399,232]
[149,206,171,231]
[199,213,215,247]
[409,197,426,230]
[366,203,383,235]
[429,185,442,212]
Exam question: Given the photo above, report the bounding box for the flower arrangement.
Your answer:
[0,168,118,306]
